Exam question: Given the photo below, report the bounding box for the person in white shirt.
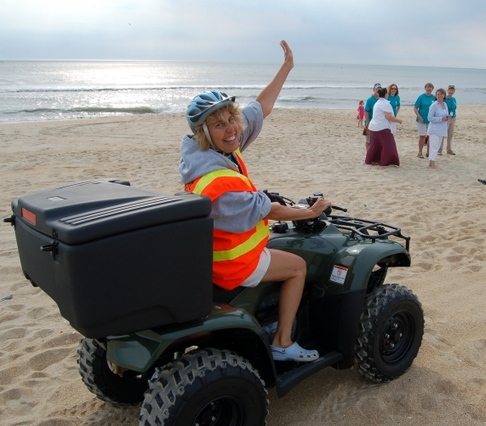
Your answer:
[364,87,403,166]
[427,88,449,169]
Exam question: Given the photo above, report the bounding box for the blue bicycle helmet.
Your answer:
[186,90,236,132]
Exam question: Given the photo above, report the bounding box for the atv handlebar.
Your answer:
[263,190,344,234]
[263,190,410,250]
[263,190,347,213]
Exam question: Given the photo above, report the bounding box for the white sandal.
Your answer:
[271,342,319,362]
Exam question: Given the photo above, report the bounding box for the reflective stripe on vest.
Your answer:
[213,220,268,262]
[192,168,252,198]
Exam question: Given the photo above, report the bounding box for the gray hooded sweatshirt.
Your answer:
[179,101,272,233]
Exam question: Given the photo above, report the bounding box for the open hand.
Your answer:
[280,40,294,70]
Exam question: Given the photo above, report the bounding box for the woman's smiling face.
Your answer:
[436,90,445,101]
[207,109,240,154]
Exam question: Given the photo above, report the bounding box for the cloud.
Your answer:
[1,0,486,68]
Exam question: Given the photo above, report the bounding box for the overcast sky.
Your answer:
[2,0,486,69]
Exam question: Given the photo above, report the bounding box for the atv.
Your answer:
[6,179,424,426]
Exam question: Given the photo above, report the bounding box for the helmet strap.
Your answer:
[202,123,216,150]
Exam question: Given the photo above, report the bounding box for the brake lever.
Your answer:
[306,193,347,213]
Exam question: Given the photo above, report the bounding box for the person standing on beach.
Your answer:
[414,83,435,159]
[387,84,401,116]
[365,87,402,166]
[364,83,381,150]
[439,85,457,155]
[357,100,365,128]
[426,88,449,169]
[180,40,330,362]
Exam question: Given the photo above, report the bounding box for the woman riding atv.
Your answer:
[179,40,332,362]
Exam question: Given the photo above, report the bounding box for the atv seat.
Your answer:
[212,284,245,304]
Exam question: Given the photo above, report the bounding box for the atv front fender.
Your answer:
[335,239,410,293]
[105,304,263,372]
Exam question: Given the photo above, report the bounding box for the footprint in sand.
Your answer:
[0,365,25,386]
[0,327,27,341]
[39,332,80,349]
[28,347,73,371]
[413,261,435,272]
[426,327,454,351]
[2,387,23,401]
[47,400,139,426]
[10,280,32,291]
[26,307,51,320]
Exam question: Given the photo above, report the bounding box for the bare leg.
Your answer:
[262,249,306,348]
[447,118,456,153]
[365,132,370,151]
[418,136,425,155]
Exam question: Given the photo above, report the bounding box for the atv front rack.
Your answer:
[328,215,410,251]
[263,190,410,251]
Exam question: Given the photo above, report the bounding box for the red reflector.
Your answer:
[22,208,37,225]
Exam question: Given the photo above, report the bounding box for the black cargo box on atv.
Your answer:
[10,179,213,338]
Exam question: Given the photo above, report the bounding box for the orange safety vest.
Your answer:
[185,149,269,289]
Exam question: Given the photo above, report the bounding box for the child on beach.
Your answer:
[357,100,365,127]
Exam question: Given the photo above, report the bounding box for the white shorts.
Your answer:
[241,248,271,288]
[417,122,428,136]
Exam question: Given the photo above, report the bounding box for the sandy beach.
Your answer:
[1,106,485,425]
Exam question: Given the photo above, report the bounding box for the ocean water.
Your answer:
[1,60,485,124]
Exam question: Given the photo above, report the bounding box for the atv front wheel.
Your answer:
[140,348,268,426]
[77,338,153,405]
[355,284,424,383]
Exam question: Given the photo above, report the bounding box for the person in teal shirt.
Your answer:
[387,83,401,116]
[413,83,435,158]
[363,83,381,151]
[439,85,457,155]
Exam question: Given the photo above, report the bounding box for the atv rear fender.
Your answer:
[104,303,275,382]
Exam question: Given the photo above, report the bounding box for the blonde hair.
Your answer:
[193,103,246,151]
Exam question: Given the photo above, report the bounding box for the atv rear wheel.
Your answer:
[140,348,268,426]
[355,284,424,383]
[77,338,153,405]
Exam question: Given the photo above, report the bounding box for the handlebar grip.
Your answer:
[332,206,348,212]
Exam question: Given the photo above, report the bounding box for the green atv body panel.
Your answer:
[105,303,265,372]
[267,222,410,296]
[105,221,410,374]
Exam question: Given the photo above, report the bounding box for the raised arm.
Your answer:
[256,40,294,118]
